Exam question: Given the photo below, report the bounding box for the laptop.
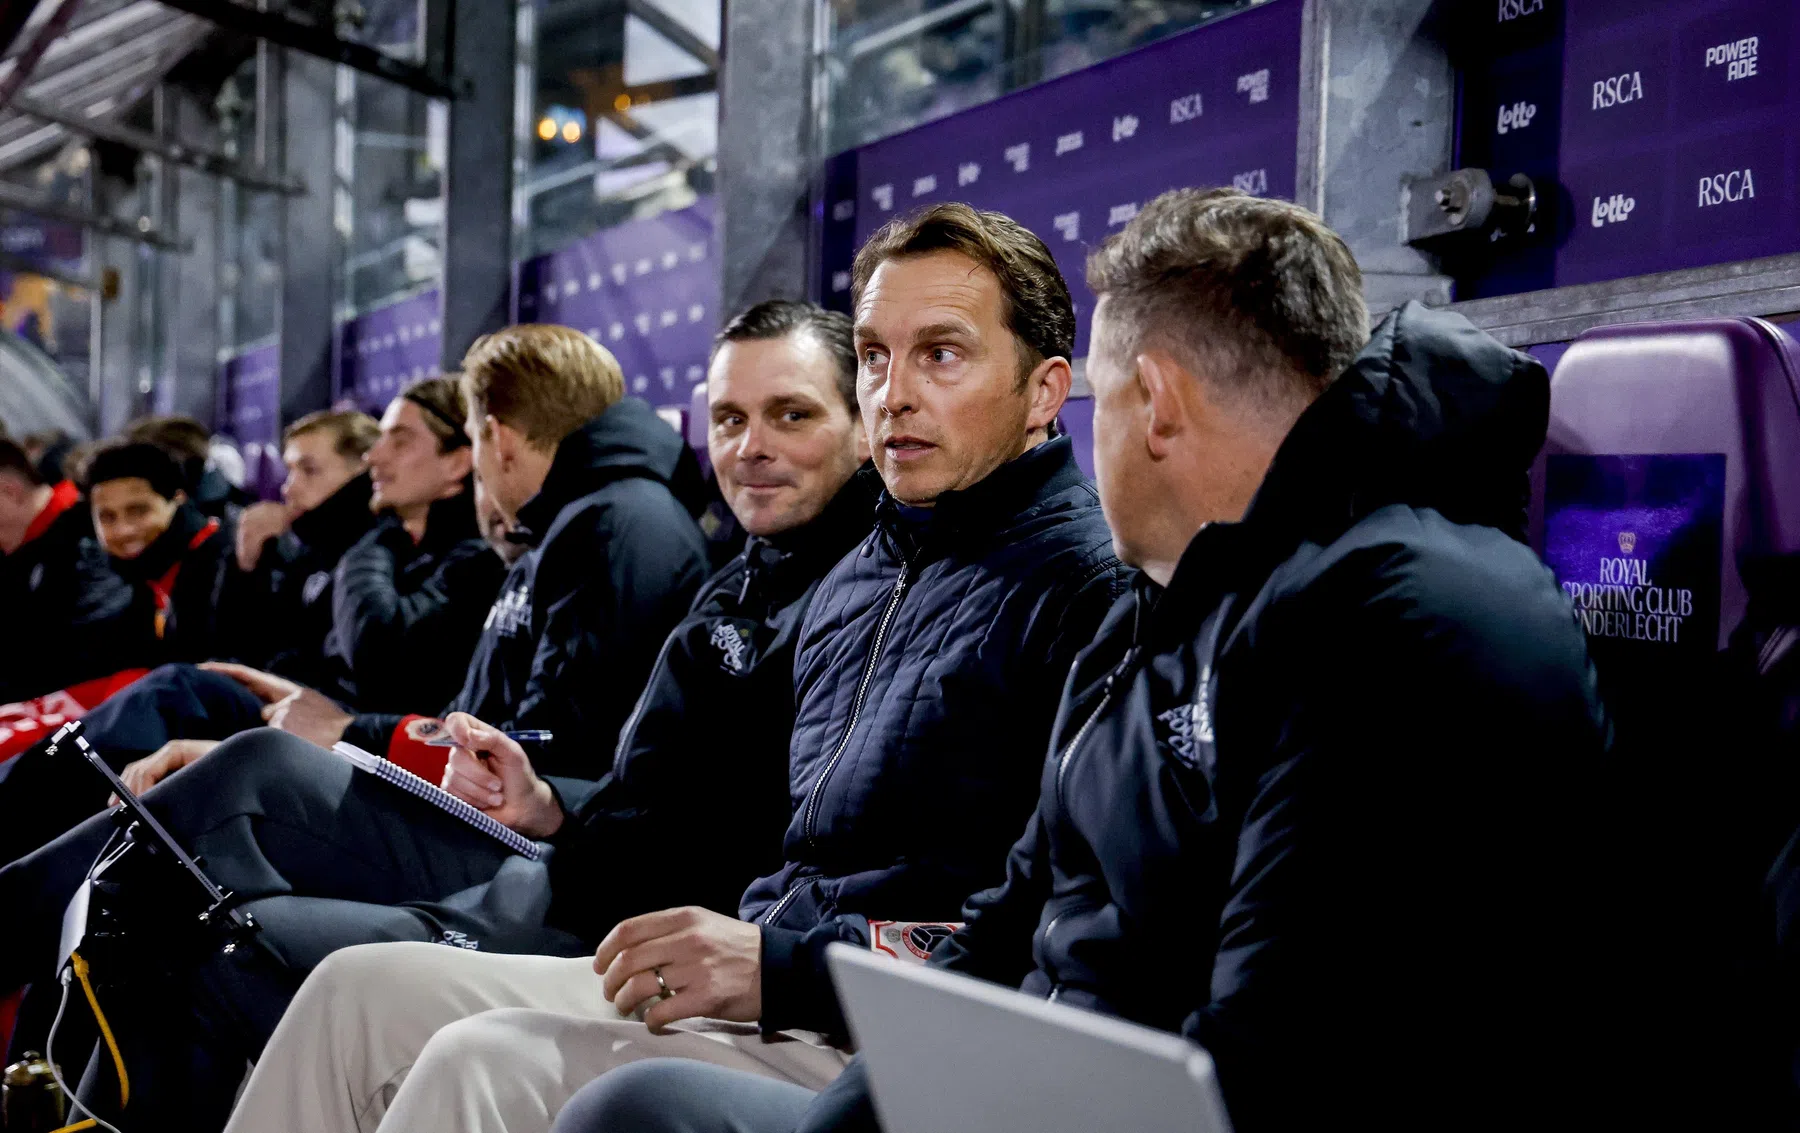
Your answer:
[827,943,1234,1133]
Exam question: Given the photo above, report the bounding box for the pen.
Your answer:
[424,729,555,747]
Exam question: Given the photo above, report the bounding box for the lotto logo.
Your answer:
[634,312,652,334]
[608,322,624,341]
[1232,168,1268,195]
[1169,92,1203,124]
[1496,100,1536,134]
[958,162,980,186]
[1236,68,1270,104]
[611,263,628,284]
[687,304,705,322]
[913,174,937,197]
[660,367,676,388]
[1698,169,1755,207]
[1108,202,1139,226]
[1592,71,1644,110]
[872,184,894,210]
[832,200,854,221]
[831,270,850,293]
[635,257,653,275]
[1112,115,1138,142]
[1498,0,1544,21]
[1005,143,1030,172]
[1055,130,1084,156]
[661,250,680,270]
[1704,37,1759,81]
[1591,194,1636,227]
[659,309,678,328]
[1053,211,1080,242]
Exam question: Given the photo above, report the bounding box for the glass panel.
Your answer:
[817,0,1264,154]
[338,5,446,318]
[516,0,720,262]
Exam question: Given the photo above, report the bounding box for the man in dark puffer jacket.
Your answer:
[551,192,1652,1133]
[221,204,1127,1133]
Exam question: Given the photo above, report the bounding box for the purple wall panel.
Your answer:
[337,288,444,414]
[816,0,1304,358]
[516,196,719,411]
[216,341,284,498]
[1459,0,1800,297]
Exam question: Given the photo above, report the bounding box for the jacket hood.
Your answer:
[516,397,707,540]
[1248,301,1548,547]
[292,470,376,553]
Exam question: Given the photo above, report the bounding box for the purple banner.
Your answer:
[1458,0,1800,297]
[338,288,444,413]
[218,342,281,445]
[515,196,719,411]
[1542,452,1725,658]
[815,0,1303,358]
[217,341,285,498]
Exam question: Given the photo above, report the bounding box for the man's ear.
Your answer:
[1024,355,1073,434]
[171,488,189,506]
[487,415,517,467]
[444,444,474,482]
[1137,350,1189,459]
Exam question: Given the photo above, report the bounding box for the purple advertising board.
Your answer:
[337,288,444,414]
[217,341,284,498]
[815,0,1303,358]
[516,196,719,411]
[1457,0,1800,298]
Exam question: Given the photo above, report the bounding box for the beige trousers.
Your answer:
[222,941,851,1133]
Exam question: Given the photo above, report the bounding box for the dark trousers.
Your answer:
[0,663,265,865]
[0,727,582,1131]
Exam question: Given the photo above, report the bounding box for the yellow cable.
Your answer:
[47,950,128,1133]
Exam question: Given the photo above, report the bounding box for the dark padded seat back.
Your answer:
[1530,317,1800,652]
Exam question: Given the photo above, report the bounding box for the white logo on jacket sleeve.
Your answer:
[302,570,332,606]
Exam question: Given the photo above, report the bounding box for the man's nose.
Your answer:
[879,361,920,418]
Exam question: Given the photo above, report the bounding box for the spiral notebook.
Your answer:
[331,741,542,860]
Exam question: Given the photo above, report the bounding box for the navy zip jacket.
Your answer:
[344,398,710,779]
[544,468,881,945]
[802,304,1643,1133]
[746,435,1128,1037]
[327,487,505,713]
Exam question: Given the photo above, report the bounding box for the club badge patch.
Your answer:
[1156,666,1215,771]
[868,920,963,964]
[710,622,749,673]
[302,570,332,606]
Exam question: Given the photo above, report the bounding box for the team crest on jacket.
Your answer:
[868,920,963,963]
[484,584,532,637]
[1156,667,1215,770]
[710,622,749,672]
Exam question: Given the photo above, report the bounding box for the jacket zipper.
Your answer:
[799,560,912,849]
[1054,647,1139,802]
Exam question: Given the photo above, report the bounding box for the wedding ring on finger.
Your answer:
[653,966,673,1000]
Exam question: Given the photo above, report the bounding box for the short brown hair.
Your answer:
[1086,188,1368,412]
[285,409,380,460]
[399,374,470,451]
[714,300,858,414]
[461,324,625,450]
[852,202,1075,385]
[125,415,210,464]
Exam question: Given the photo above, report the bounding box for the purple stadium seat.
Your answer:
[1530,317,1800,652]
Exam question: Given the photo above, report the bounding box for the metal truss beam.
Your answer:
[0,178,187,250]
[154,0,463,99]
[10,93,303,193]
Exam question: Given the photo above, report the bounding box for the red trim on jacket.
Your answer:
[19,479,79,547]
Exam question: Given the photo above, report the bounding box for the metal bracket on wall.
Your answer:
[0,180,189,252]
[154,0,466,100]
[10,94,304,195]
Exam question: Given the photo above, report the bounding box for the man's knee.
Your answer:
[302,941,447,1011]
[409,1008,548,1088]
[161,728,321,795]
